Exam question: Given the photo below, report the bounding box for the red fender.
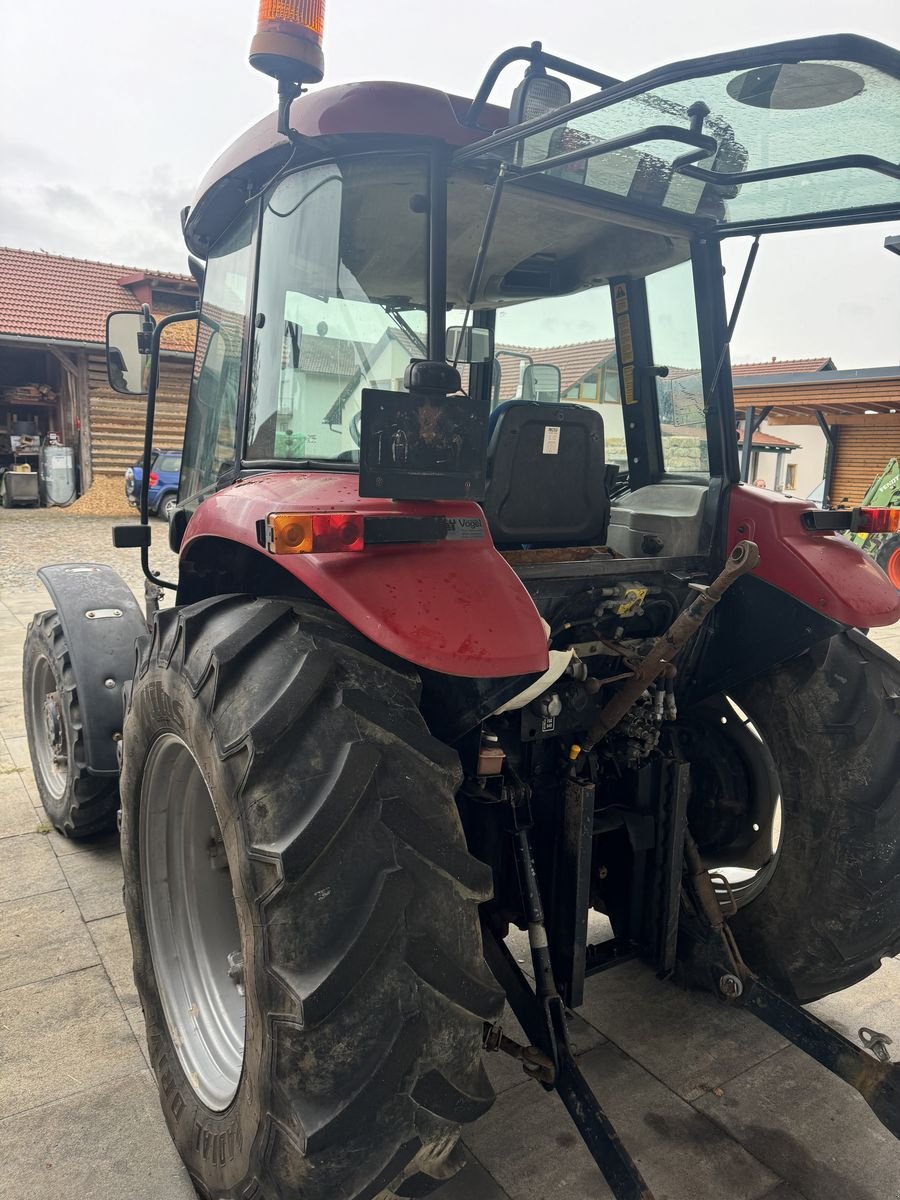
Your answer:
[727,483,900,628]
[181,472,550,679]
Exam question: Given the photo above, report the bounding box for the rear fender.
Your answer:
[35,564,147,774]
[179,472,550,679]
[727,484,900,628]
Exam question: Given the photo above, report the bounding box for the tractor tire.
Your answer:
[119,595,503,1200]
[875,533,900,590]
[22,610,119,837]
[727,630,900,1003]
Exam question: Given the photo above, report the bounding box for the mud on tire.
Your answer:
[730,630,900,1003]
[22,610,118,837]
[120,595,502,1200]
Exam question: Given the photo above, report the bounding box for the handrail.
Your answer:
[677,152,900,187]
[506,124,719,181]
[463,42,619,130]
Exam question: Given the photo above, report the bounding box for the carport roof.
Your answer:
[0,246,197,350]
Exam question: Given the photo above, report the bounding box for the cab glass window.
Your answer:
[492,286,626,467]
[247,156,429,463]
[180,209,254,501]
[645,260,707,473]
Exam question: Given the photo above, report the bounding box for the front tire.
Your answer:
[22,611,119,836]
[728,631,900,1002]
[120,596,502,1200]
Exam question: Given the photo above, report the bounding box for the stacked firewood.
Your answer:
[2,383,57,405]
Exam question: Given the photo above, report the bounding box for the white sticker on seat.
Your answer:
[542,426,561,455]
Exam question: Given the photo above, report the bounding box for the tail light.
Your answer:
[250,0,325,84]
[266,512,365,554]
[851,507,900,534]
[149,472,159,487]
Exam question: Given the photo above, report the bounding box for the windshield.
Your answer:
[247,155,429,463]
[455,38,900,232]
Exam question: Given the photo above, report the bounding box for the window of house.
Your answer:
[785,463,798,491]
[564,367,616,404]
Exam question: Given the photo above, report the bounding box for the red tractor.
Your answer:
[22,10,900,1199]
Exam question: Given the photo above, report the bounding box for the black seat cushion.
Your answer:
[482,401,610,547]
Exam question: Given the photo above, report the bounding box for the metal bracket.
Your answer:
[860,1027,894,1064]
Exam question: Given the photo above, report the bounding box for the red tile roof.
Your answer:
[737,429,800,450]
[496,339,616,400]
[732,357,834,376]
[0,247,196,349]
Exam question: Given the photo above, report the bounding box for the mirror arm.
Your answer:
[138,310,200,593]
[137,303,155,355]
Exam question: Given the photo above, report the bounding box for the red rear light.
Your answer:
[266,512,365,554]
[149,472,159,487]
[851,507,900,534]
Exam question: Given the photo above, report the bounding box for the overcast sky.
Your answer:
[3,0,899,367]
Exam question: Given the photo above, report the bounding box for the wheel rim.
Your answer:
[140,734,245,1111]
[887,548,900,589]
[28,655,68,800]
[164,497,176,521]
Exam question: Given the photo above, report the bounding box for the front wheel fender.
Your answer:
[34,564,146,773]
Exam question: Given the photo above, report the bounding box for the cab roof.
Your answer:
[184,33,900,257]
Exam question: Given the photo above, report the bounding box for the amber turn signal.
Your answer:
[266,512,365,554]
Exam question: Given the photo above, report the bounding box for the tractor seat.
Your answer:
[481,401,610,548]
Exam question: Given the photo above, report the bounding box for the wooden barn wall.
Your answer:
[86,352,192,476]
[831,424,900,506]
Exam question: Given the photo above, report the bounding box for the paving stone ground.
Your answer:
[1,507,899,1200]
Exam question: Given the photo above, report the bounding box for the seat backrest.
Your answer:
[482,401,610,547]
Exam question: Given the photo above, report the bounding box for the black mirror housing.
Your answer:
[522,362,562,403]
[446,326,495,365]
[106,309,155,396]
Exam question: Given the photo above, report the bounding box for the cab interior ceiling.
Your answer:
[337,159,693,309]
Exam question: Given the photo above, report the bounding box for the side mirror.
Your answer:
[106,310,154,396]
[446,326,494,365]
[522,363,561,403]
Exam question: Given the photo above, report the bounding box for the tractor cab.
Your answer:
[157,35,899,580]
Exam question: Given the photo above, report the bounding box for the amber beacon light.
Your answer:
[250,0,326,84]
